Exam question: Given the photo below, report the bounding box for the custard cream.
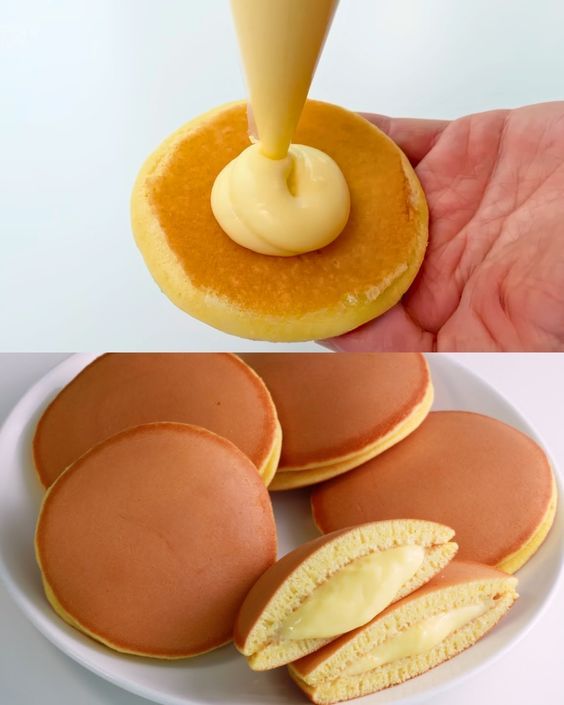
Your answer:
[280,546,425,640]
[211,143,350,256]
[230,0,339,160]
[212,0,350,256]
[345,602,491,676]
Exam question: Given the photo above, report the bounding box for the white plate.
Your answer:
[0,354,562,705]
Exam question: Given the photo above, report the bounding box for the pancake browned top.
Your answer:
[34,353,278,487]
[241,353,429,469]
[312,411,553,566]
[36,423,277,657]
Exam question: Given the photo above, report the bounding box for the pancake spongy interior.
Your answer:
[239,520,457,670]
[291,571,518,704]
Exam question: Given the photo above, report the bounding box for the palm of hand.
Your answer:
[333,103,564,351]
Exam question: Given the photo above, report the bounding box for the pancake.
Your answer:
[240,353,433,489]
[312,411,557,573]
[35,423,277,659]
[131,100,428,342]
[33,353,281,488]
[235,520,457,670]
[290,560,518,704]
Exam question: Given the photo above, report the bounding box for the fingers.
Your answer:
[321,114,450,351]
[321,304,435,352]
[360,113,450,166]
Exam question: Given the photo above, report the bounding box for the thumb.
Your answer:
[361,113,450,166]
[321,304,435,352]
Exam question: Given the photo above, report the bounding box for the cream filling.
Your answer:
[211,142,350,257]
[280,546,425,640]
[344,602,491,676]
[230,0,339,160]
[213,0,349,256]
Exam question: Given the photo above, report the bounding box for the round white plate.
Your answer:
[0,354,562,705]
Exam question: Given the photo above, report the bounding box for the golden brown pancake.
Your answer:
[290,561,518,704]
[240,353,433,489]
[312,411,557,573]
[131,100,428,342]
[234,520,457,670]
[35,423,277,659]
[34,353,281,488]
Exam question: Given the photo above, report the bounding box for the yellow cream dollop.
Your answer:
[211,142,350,256]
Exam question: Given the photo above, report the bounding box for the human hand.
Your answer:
[327,103,564,351]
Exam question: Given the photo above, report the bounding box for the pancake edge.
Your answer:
[269,376,433,490]
[496,470,557,574]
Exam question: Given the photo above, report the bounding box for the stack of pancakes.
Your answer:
[34,353,283,658]
[31,353,557,703]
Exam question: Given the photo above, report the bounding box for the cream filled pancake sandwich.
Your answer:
[34,352,281,488]
[289,561,518,704]
[312,411,557,573]
[35,423,277,658]
[240,353,433,489]
[234,520,457,670]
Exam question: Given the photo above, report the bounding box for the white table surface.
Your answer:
[0,353,563,705]
[2,0,564,352]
